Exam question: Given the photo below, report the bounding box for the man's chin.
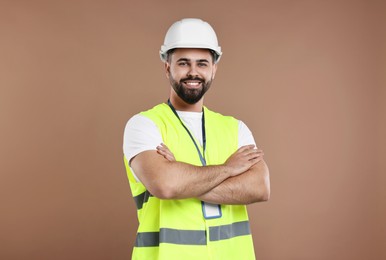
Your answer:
[179,95,202,105]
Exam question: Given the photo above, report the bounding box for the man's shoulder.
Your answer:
[140,103,170,119]
[125,103,168,124]
[204,106,239,123]
[125,113,156,130]
[125,103,176,133]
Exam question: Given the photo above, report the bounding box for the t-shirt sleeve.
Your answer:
[238,120,257,148]
[123,114,163,164]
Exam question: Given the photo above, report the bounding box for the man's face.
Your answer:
[166,48,217,104]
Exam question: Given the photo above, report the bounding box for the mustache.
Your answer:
[180,76,204,83]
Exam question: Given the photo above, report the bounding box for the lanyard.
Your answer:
[167,100,222,219]
[167,99,206,166]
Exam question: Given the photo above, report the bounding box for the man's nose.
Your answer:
[187,64,199,77]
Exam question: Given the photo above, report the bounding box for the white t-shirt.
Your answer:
[123,111,256,182]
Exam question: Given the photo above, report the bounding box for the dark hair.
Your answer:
[166,49,176,63]
[166,48,217,63]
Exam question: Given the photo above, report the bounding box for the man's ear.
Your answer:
[212,63,218,80]
[165,62,170,79]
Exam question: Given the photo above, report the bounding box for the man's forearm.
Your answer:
[130,148,260,200]
[135,144,264,200]
[131,151,232,199]
[153,160,234,199]
[198,160,270,205]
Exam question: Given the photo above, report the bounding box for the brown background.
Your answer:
[1,0,385,259]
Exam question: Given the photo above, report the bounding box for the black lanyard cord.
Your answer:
[167,99,207,166]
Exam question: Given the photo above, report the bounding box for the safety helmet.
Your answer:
[160,18,222,63]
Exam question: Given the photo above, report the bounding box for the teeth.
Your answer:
[185,82,200,86]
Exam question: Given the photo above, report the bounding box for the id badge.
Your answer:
[202,202,222,219]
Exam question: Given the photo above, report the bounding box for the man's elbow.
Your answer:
[155,190,179,200]
[250,161,270,203]
[135,159,181,200]
[248,186,270,204]
[251,174,270,203]
[259,186,270,202]
[260,174,271,202]
[148,181,180,200]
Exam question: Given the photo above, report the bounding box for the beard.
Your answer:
[169,74,212,104]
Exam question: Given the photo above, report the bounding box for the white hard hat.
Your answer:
[160,18,222,63]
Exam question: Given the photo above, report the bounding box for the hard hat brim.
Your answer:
[159,45,222,63]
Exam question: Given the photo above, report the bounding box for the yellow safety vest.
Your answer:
[124,103,255,260]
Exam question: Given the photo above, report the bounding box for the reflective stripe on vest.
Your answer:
[136,229,206,247]
[136,221,251,247]
[133,190,152,210]
[209,220,251,241]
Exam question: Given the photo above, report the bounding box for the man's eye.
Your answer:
[198,63,207,67]
[178,62,187,66]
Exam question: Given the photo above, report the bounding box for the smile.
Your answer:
[183,80,202,88]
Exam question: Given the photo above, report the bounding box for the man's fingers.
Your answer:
[237,146,264,157]
[157,144,176,162]
[166,154,175,161]
[160,143,171,150]
[157,144,171,153]
[156,148,166,156]
[237,144,256,152]
[244,149,264,158]
[157,149,174,161]
[245,149,263,155]
[249,157,263,166]
[244,150,264,165]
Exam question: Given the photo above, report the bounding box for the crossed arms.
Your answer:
[130,144,270,205]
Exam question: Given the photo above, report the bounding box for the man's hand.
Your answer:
[156,143,176,162]
[224,145,264,176]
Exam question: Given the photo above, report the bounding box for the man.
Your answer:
[123,18,270,260]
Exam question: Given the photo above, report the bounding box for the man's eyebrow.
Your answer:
[176,58,190,62]
[176,58,210,63]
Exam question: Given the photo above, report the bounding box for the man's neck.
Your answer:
[169,94,203,112]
